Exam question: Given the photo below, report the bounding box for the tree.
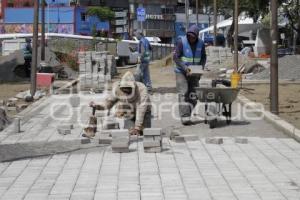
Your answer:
[281,0,300,51]
[201,0,271,47]
[86,6,114,37]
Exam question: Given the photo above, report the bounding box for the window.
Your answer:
[81,12,87,21]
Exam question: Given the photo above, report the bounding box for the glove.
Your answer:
[186,67,192,76]
[89,101,105,110]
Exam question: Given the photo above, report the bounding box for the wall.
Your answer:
[3,7,74,33]
[75,7,109,35]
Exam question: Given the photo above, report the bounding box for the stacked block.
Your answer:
[102,117,119,130]
[78,51,116,92]
[143,128,163,153]
[111,129,130,153]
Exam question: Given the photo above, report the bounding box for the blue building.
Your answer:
[1,0,110,35]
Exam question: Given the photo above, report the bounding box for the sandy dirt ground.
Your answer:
[241,84,300,129]
[0,82,30,101]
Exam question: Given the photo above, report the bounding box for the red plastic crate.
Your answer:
[36,73,55,88]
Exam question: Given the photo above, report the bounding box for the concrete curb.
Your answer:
[237,94,300,143]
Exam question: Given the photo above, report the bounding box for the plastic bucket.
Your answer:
[231,72,241,88]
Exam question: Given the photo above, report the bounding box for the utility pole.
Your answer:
[233,0,239,71]
[185,0,189,32]
[213,0,217,46]
[196,0,199,26]
[41,0,45,61]
[270,0,279,115]
[30,0,39,97]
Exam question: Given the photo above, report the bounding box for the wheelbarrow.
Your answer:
[195,87,240,129]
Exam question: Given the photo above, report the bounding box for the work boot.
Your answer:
[83,127,96,138]
[181,117,193,126]
[83,116,97,138]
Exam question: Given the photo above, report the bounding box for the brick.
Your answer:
[144,147,162,153]
[235,138,248,144]
[57,124,74,130]
[183,135,199,141]
[143,128,162,136]
[111,141,129,148]
[170,130,181,140]
[81,138,91,144]
[112,147,129,153]
[57,128,71,135]
[174,136,185,143]
[116,118,135,129]
[103,118,119,130]
[205,137,223,144]
[111,129,129,138]
[99,136,112,144]
[69,96,80,107]
[143,141,161,148]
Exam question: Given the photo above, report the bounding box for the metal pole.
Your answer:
[196,0,199,26]
[185,0,189,32]
[31,0,39,97]
[270,0,279,115]
[233,0,239,71]
[213,0,217,46]
[41,0,45,61]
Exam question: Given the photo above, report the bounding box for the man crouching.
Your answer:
[89,71,151,136]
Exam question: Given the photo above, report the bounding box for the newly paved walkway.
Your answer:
[0,137,300,200]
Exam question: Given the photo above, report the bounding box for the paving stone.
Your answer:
[69,96,80,107]
[57,128,71,135]
[99,135,112,144]
[205,137,223,144]
[174,136,185,143]
[170,130,181,140]
[112,148,130,153]
[81,138,91,144]
[144,128,162,136]
[103,118,119,130]
[183,135,199,141]
[57,124,74,130]
[235,137,248,144]
[111,129,129,138]
[144,147,162,153]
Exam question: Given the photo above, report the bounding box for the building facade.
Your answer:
[128,0,177,43]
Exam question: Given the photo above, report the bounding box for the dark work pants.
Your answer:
[176,73,200,118]
[24,59,31,78]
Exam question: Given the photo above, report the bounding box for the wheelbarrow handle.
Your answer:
[92,106,96,116]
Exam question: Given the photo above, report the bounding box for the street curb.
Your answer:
[237,94,300,143]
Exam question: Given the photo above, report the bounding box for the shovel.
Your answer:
[83,107,97,138]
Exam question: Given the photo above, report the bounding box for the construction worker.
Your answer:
[135,31,152,93]
[173,25,207,125]
[23,38,32,78]
[89,71,151,136]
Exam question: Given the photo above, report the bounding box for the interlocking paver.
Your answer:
[1,138,300,199]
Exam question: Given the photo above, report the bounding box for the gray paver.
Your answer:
[0,138,300,199]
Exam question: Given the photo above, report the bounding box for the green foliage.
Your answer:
[86,7,114,21]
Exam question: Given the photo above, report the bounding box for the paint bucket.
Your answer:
[231,72,241,88]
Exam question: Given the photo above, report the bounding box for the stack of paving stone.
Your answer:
[143,128,163,153]
[78,51,117,91]
[111,129,130,153]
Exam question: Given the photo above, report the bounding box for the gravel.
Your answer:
[249,55,300,80]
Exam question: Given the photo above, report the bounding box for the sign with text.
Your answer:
[137,7,146,22]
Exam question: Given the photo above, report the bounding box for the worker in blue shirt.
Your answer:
[135,31,152,93]
[173,25,207,125]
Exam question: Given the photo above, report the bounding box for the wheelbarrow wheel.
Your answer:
[226,119,231,125]
[209,119,217,129]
